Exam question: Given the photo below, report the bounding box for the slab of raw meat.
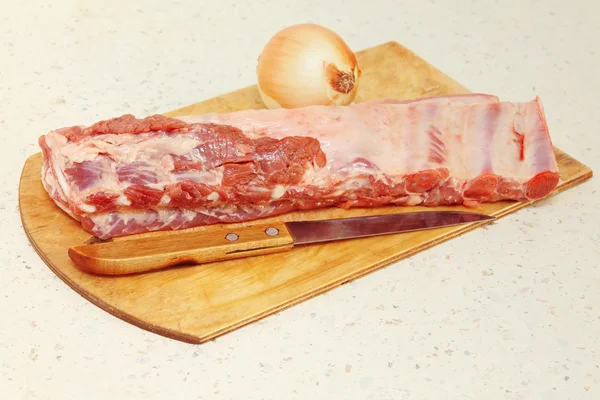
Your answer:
[38,94,560,239]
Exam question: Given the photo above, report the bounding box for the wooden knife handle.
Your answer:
[68,221,294,276]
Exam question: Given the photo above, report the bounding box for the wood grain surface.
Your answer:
[18,41,593,344]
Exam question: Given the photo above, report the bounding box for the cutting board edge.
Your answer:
[18,149,594,344]
[17,158,207,344]
[112,165,596,344]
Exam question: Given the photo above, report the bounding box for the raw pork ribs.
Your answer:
[38,94,560,239]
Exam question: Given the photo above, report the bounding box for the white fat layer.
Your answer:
[404,195,424,206]
[45,134,74,199]
[160,195,171,205]
[271,185,286,200]
[206,192,219,201]
[59,134,201,164]
[116,194,131,206]
[79,203,97,213]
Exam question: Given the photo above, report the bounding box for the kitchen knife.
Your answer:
[68,210,494,276]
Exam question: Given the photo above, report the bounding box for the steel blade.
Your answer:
[286,211,494,245]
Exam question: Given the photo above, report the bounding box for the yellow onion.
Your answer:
[256,23,361,109]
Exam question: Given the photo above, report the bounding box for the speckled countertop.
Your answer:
[1,1,599,399]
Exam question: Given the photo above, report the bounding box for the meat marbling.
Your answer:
[38,94,560,239]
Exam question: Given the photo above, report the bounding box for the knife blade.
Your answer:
[68,210,494,276]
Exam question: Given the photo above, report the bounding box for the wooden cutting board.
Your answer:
[19,41,593,344]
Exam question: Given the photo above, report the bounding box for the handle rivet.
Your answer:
[225,233,239,241]
[265,227,279,236]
